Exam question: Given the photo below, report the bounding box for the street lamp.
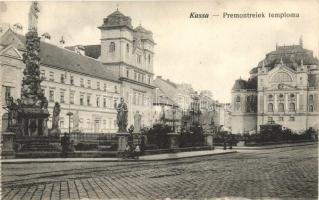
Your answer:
[172,105,176,132]
[66,111,73,135]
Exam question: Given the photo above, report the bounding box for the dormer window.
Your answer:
[109,42,115,53]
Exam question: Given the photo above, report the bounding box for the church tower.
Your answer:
[98,10,155,76]
[98,10,156,129]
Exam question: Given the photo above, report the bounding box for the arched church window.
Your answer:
[109,42,115,52]
[271,72,292,83]
[309,105,314,112]
[268,103,273,112]
[278,103,285,112]
[309,94,314,102]
[236,96,240,102]
[289,103,295,112]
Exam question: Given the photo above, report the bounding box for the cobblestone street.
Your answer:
[1,144,317,200]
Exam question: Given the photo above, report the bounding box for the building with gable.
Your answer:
[83,10,156,129]
[0,28,121,134]
[231,39,319,134]
[0,9,156,134]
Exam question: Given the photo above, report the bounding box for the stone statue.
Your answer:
[28,1,40,31]
[117,97,128,132]
[133,111,142,133]
[52,102,61,130]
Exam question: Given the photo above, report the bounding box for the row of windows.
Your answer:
[268,116,295,122]
[133,91,151,106]
[268,103,295,112]
[48,89,117,108]
[41,70,118,92]
[267,93,295,100]
[56,117,116,130]
[132,71,151,84]
[236,94,315,102]
[267,103,315,112]
[109,42,152,64]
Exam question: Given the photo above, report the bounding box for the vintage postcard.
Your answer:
[0,0,318,199]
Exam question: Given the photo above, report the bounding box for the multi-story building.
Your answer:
[0,28,121,134]
[83,10,156,129]
[1,10,157,133]
[153,76,224,132]
[231,39,319,134]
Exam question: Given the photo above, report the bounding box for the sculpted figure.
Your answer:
[116,97,128,132]
[52,102,61,130]
[28,1,40,31]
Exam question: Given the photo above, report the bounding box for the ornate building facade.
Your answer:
[0,10,156,134]
[0,29,121,134]
[84,10,156,129]
[231,40,319,134]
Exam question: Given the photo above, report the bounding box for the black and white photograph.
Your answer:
[0,0,318,199]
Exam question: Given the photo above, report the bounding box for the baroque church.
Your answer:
[0,10,155,134]
[231,39,319,134]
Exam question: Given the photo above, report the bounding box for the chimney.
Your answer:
[59,36,65,48]
[13,23,23,34]
[41,32,51,43]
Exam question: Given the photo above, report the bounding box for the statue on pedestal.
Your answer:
[52,102,61,129]
[28,1,40,32]
[117,97,128,132]
[133,111,142,133]
[50,102,61,136]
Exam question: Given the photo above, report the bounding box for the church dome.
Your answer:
[134,25,154,42]
[232,79,248,90]
[99,10,133,30]
[257,44,319,70]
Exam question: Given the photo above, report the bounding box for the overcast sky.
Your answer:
[1,0,318,103]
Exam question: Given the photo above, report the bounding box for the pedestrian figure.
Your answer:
[140,135,145,155]
[228,137,233,149]
[61,132,69,157]
[134,145,141,159]
[223,137,227,150]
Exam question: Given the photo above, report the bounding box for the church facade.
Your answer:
[0,10,155,134]
[231,40,319,134]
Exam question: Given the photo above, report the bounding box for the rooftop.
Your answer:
[257,44,318,70]
[0,29,120,83]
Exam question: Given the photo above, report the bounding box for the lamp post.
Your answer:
[66,111,73,135]
[172,105,176,132]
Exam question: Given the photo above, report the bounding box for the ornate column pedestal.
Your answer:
[168,132,179,149]
[1,132,16,159]
[204,133,214,150]
[116,132,130,152]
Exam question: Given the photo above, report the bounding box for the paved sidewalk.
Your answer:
[1,149,236,164]
[215,141,316,150]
